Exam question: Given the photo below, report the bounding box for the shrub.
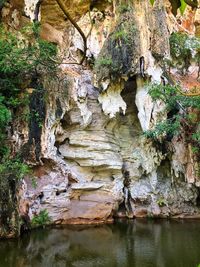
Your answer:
[0,157,30,180]
[0,24,58,158]
[169,32,200,74]
[112,29,128,42]
[0,23,57,234]
[145,116,181,139]
[0,25,57,109]
[145,83,200,178]
[31,209,51,227]
[95,57,113,68]
[145,83,200,156]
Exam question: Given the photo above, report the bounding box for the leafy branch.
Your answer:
[145,83,200,159]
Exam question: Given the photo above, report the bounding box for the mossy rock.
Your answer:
[94,10,139,86]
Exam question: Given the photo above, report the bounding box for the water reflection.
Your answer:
[0,220,200,267]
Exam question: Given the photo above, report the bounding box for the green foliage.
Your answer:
[0,96,11,158]
[145,116,181,139]
[149,0,155,6]
[94,54,123,81]
[192,131,200,143]
[112,29,128,42]
[0,96,11,127]
[31,176,37,189]
[0,25,57,108]
[0,157,30,181]
[0,24,57,233]
[169,32,200,73]
[145,83,200,157]
[146,83,200,177]
[0,22,59,236]
[31,209,51,227]
[95,57,113,68]
[117,4,131,14]
[32,110,43,128]
[157,197,167,207]
[0,24,57,158]
[148,83,200,110]
[148,83,177,103]
[31,21,41,37]
[94,13,137,84]
[110,21,136,44]
[179,0,187,15]
[0,156,30,234]
[0,0,6,8]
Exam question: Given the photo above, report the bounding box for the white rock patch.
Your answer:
[24,0,41,21]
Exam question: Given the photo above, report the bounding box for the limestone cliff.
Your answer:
[0,0,200,238]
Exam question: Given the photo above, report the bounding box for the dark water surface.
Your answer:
[0,220,200,267]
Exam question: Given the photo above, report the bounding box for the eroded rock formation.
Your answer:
[0,0,200,237]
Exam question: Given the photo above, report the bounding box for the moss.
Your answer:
[94,10,138,86]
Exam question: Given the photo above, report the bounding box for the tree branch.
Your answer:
[55,0,87,65]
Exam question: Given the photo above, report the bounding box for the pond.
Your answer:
[0,219,200,267]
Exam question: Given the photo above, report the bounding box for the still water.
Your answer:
[0,220,200,267]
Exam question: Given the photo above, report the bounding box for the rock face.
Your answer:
[0,0,200,237]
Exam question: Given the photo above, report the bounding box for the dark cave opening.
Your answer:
[119,75,142,136]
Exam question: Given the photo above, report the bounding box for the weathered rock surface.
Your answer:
[1,0,200,237]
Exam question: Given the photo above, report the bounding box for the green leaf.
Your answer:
[179,0,187,15]
[169,0,181,16]
[150,0,155,6]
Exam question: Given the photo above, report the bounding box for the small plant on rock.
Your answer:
[169,32,200,75]
[145,82,200,176]
[157,197,167,207]
[31,209,51,228]
[95,57,113,68]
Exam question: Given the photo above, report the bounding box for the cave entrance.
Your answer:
[117,75,142,138]
[121,76,138,114]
